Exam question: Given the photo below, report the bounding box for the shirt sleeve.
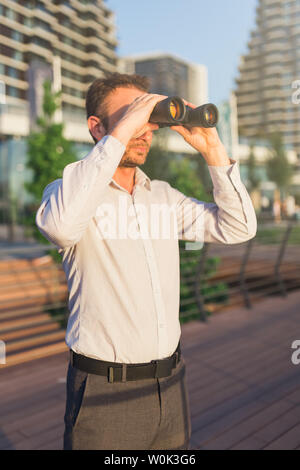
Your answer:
[35,135,125,249]
[169,159,257,244]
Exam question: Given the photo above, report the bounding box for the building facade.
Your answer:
[235,0,300,160]
[119,52,208,107]
[0,0,118,217]
[0,0,118,142]
[216,92,239,161]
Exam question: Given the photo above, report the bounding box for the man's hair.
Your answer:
[86,72,150,143]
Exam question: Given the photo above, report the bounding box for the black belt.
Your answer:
[70,343,181,383]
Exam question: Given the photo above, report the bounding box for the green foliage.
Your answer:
[142,130,212,203]
[266,132,292,196]
[24,79,77,262]
[247,144,260,191]
[141,130,173,182]
[179,249,229,323]
[191,153,213,199]
[143,131,226,323]
[168,157,208,202]
[256,226,300,245]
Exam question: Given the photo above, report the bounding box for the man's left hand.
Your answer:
[170,100,232,166]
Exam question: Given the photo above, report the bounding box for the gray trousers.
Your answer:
[63,355,191,450]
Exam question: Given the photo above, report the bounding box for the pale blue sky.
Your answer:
[106,0,258,106]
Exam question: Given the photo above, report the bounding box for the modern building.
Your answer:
[216,92,239,161]
[217,88,299,208]
[119,52,209,156]
[119,51,208,108]
[0,0,118,218]
[235,0,300,161]
[0,0,118,142]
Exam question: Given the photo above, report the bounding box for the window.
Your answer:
[5,8,17,21]
[12,31,23,42]
[7,85,19,98]
[62,36,72,46]
[35,19,52,32]
[31,37,49,48]
[7,67,19,79]
[24,17,32,28]
[13,51,23,61]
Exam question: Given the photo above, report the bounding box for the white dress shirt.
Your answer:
[36,135,257,363]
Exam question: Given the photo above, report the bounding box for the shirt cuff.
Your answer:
[85,134,126,169]
[207,159,244,192]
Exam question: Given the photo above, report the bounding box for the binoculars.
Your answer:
[149,96,218,128]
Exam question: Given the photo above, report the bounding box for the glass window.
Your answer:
[35,19,52,32]
[6,8,17,21]
[7,67,18,78]
[24,17,32,27]
[7,85,19,98]
[12,31,23,42]
[13,51,23,61]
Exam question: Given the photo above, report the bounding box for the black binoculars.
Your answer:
[149,96,218,128]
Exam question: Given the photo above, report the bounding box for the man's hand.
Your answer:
[170,100,231,166]
[110,94,167,147]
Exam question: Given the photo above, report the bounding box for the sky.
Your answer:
[106,0,258,106]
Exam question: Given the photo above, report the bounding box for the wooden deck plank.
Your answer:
[0,290,299,450]
[0,358,68,399]
[188,354,297,421]
[186,336,292,388]
[187,345,296,408]
[262,423,300,450]
[252,405,300,444]
[190,364,300,442]
[11,402,65,438]
[283,389,300,405]
[5,423,64,450]
[0,430,25,450]
[182,292,299,350]
[184,314,298,365]
[0,392,65,428]
[193,398,295,450]
[229,435,267,450]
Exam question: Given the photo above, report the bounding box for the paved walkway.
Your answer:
[0,291,299,450]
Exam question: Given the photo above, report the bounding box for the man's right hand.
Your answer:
[109,94,166,147]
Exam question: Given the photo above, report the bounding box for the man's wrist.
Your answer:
[109,121,131,147]
[202,143,231,166]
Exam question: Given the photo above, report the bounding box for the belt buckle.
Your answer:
[153,358,173,379]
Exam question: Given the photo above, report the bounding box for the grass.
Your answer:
[256,226,300,245]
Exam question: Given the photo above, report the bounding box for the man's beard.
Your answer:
[118,140,151,168]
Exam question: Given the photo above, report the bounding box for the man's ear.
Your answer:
[87,116,106,143]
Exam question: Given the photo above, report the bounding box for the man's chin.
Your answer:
[119,161,138,168]
[119,152,148,167]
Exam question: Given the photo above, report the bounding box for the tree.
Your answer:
[190,153,213,200]
[168,156,208,201]
[141,128,173,182]
[24,79,77,256]
[142,129,212,202]
[266,132,292,201]
[246,144,260,192]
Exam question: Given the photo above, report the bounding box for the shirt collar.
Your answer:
[134,166,151,191]
[110,166,152,192]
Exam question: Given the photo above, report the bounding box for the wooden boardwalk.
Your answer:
[0,290,300,450]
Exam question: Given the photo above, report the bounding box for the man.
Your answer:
[36,73,257,450]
